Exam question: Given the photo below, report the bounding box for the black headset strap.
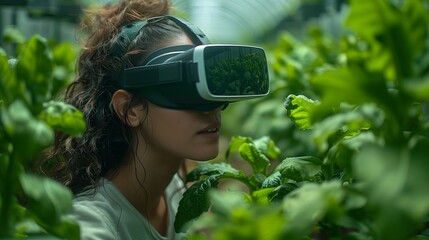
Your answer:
[112,15,209,58]
[149,16,210,45]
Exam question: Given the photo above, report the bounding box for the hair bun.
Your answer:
[79,0,171,49]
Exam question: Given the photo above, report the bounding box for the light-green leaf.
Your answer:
[239,143,270,175]
[1,100,54,161]
[225,136,252,159]
[282,181,345,238]
[2,26,26,44]
[352,141,429,239]
[284,94,318,130]
[0,53,15,104]
[16,35,54,109]
[253,136,282,160]
[312,104,384,152]
[38,101,86,137]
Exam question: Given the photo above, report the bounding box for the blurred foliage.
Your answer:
[177,0,429,239]
[0,28,85,239]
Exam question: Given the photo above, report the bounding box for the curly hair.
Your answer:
[44,0,188,195]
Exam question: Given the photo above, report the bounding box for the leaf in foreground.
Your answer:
[175,174,221,233]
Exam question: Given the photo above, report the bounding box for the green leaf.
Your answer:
[51,42,77,95]
[275,156,322,182]
[1,100,54,161]
[175,174,221,232]
[20,173,73,226]
[209,189,249,217]
[0,53,15,104]
[282,181,345,238]
[352,142,429,239]
[345,0,429,81]
[253,136,282,160]
[2,26,25,44]
[186,162,242,182]
[311,67,390,118]
[403,76,429,101]
[251,188,275,205]
[239,143,270,175]
[312,104,384,152]
[38,216,80,240]
[38,101,86,137]
[261,171,283,188]
[268,182,300,202]
[16,35,54,110]
[225,136,252,158]
[284,94,318,130]
[402,0,429,60]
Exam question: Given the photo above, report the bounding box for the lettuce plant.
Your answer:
[0,31,85,239]
[175,0,429,239]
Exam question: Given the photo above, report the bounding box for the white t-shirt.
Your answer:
[72,175,186,240]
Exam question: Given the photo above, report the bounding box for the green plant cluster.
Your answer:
[175,0,429,239]
[0,28,85,239]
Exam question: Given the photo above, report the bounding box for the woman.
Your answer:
[43,0,224,239]
[45,0,268,239]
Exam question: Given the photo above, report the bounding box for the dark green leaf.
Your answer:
[175,174,221,232]
[38,101,86,137]
[261,171,283,188]
[186,162,242,182]
[276,156,322,182]
[268,182,300,202]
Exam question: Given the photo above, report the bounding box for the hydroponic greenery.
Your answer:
[0,29,85,239]
[175,0,429,239]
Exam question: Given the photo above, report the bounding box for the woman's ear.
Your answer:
[112,90,145,127]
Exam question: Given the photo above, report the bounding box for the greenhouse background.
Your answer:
[1,0,429,239]
[0,0,346,47]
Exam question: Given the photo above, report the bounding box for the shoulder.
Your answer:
[71,185,120,240]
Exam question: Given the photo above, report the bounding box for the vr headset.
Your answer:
[114,16,270,111]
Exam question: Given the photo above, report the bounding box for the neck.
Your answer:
[109,152,184,235]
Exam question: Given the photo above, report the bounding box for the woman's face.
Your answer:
[137,34,222,162]
[141,103,223,161]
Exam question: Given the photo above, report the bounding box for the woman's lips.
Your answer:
[197,122,221,134]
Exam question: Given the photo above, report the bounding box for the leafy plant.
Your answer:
[176,0,429,239]
[0,30,85,239]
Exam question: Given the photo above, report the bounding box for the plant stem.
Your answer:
[0,152,19,238]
